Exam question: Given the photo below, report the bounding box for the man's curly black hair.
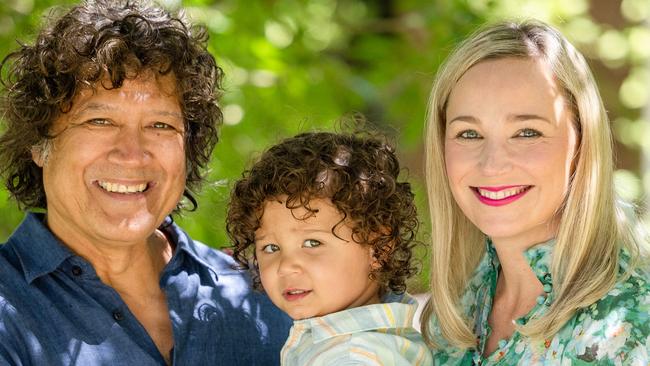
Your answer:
[0,0,222,210]
[226,131,420,294]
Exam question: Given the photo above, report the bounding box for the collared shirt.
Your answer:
[281,293,432,365]
[0,213,292,365]
[430,239,650,365]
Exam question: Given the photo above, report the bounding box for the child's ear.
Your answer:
[370,248,382,271]
[369,242,394,271]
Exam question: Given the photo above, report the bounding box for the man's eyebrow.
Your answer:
[69,102,183,120]
[153,110,184,119]
[69,102,115,120]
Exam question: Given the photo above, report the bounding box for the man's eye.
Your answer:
[85,118,111,126]
[302,239,321,248]
[517,128,542,138]
[151,122,174,129]
[261,244,279,253]
[457,130,481,139]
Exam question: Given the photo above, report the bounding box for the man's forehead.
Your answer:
[77,71,178,97]
[56,72,184,125]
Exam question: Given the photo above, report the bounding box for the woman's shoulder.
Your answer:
[556,270,650,363]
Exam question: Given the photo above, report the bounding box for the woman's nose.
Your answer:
[478,140,513,176]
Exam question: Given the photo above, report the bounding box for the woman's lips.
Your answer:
[472,185,532,206]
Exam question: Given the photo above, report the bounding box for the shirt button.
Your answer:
[113,310,124,321]
[71,265,83,276]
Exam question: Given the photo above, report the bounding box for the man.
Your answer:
[0,1,291,364]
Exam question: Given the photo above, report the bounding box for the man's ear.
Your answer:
[32,146,45,167]
[31,141,51,167]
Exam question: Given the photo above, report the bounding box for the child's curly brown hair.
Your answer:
[226,130,420,294]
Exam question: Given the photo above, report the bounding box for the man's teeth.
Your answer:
[478,186,527,200]
[98,181,147,194]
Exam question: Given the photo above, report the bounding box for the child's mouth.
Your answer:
[283,288,312,301]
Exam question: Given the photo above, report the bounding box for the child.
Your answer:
[227,131,432,365]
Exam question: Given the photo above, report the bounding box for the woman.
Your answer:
[421,20,649,364]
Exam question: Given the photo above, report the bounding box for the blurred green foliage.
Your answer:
[0,0,648,291]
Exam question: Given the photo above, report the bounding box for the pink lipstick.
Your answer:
[472,185,532,207]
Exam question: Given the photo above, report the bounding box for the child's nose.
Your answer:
[277,253,302,276]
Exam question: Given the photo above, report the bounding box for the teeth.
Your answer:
[478,186,527,200]
[287,290,306,295]
[98,181,147,194]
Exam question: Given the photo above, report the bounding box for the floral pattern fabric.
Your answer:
[430,239,650,365]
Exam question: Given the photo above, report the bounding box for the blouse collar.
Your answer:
[485,237,555,286]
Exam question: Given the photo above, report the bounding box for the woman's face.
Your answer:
[444,57,579,248]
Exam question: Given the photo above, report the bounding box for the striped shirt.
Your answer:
[281,293,432,365]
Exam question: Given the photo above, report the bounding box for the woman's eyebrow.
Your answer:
[447,115,479,125]
[510,114,552,123]
[448,114,552,125]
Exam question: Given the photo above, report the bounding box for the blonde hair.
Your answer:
[422,19,646,349]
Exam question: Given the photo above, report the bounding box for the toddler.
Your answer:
[227,131,432,365]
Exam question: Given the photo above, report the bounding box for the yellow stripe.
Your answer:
[383,303,395,325]
[413,343,428,365]
[316,317,338,337]
[350,347,382,364]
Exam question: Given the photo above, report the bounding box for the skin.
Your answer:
[255,197,380,320]
[444,57,578,356]
[34,72,186,364]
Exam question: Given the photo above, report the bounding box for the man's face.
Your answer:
[35,72,186,247]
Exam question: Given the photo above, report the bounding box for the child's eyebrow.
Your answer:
[299,228,334,235]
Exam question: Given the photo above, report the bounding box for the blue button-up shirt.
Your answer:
[0,213,291,365]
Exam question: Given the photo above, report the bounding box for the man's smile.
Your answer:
[97,180,149,194]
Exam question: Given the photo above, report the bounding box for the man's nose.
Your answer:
[108,126,151,166]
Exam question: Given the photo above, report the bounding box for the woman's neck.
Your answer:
[483,236,550,357]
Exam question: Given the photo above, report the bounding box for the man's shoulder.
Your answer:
[186,238,240,274]
[164,221,243,275]
[0,241,29,294]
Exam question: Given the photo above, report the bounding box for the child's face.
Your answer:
[255,197,381,320]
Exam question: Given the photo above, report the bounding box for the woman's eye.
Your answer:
[302,239,322,248]
[457,130,481,139]
[261,244,280,253]
[516,128,542,138]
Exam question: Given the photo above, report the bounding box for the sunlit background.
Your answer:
[1,0,648,291]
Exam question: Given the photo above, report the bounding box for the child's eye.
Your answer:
[302,239,322,248]
[456,129,482,139]
[261,244,280,253]
[516,128,542,138]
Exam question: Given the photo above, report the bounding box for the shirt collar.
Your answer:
[485,237,555,286]
[296,292,418,343]
[10,213,228,284]
[8,212,75,284]
[159,216,234,275]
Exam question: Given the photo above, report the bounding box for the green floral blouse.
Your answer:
[430,239,650,365]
